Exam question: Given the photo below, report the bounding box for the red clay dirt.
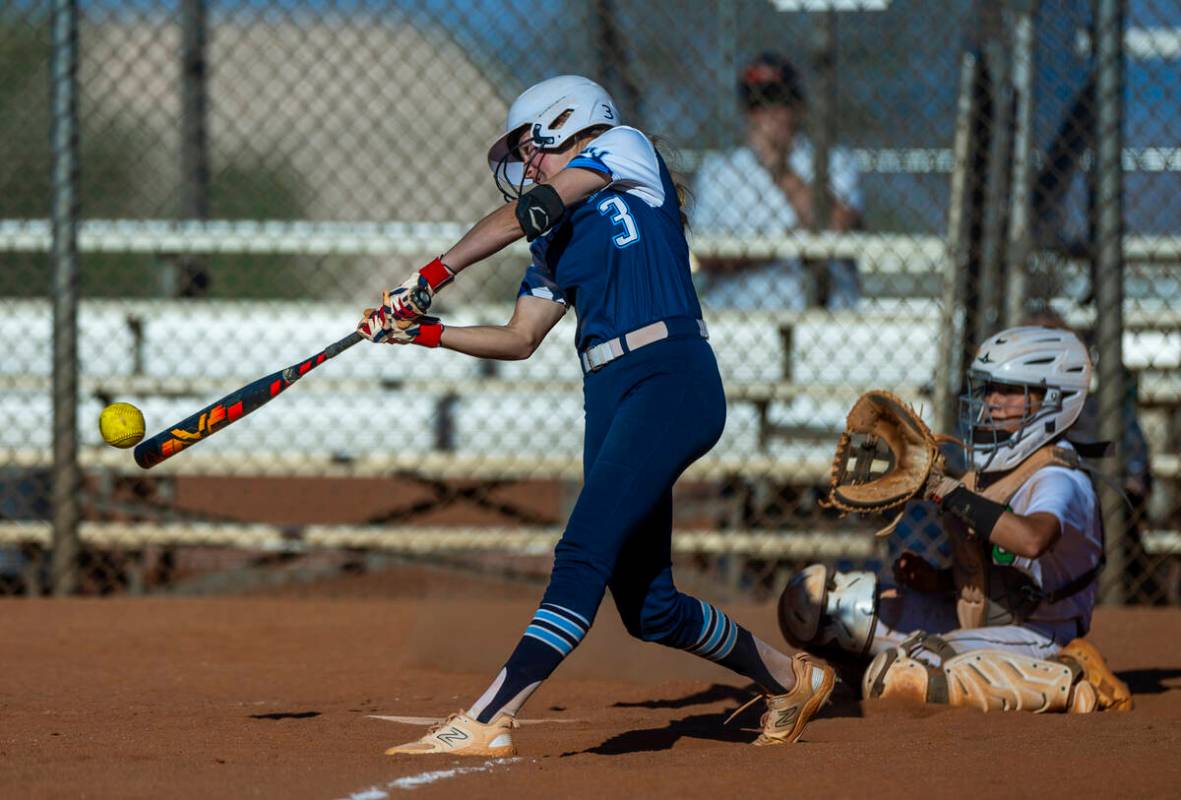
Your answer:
[2,564,1180,800]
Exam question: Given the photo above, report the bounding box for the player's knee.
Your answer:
[551,538,613,584]
[615,593,691,645]
[613,601,646,640]
[861,639,942,705]
[637,604,683,644]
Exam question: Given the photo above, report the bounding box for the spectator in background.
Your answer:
[691,52,863,311]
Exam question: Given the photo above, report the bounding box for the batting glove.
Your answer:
[384,257,455,326]
[357,305,393,343]
[382,316,444,348]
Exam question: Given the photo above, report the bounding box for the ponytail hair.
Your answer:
[569,127,692,230]
[649,134,691,230]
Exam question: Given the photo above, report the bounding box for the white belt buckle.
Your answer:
[581,319,701,374]
[582,341,617,372]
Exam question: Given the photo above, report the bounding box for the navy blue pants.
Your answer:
[472,335,788,721]
[545,335,726,639]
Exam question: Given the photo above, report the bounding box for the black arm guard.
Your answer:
[941,486,1007,541]
[516,183,565,242]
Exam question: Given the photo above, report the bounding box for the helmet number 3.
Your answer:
[597,196,639,249]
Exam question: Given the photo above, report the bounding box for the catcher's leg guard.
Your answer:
[944,650,1097,713]
[863,638,1097,713]
[1057,638,1134,711]
[862,645,941,705]
[778,564,878,659]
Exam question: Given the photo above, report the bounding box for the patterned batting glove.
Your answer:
[384,257,455,326]
[383,316,444,348]
[357,305,392,343]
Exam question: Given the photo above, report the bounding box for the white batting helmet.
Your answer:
[487,75,619,198]
[960,326,1093,473]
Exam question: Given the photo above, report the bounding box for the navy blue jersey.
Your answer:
[518,126,703,351]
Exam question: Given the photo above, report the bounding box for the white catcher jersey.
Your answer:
[1001,443,1103,631]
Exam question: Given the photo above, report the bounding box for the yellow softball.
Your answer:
[99,402,146,449]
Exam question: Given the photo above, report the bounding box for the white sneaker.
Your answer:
[385,711,517,757]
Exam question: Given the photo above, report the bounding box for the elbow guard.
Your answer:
[516,184,565,242]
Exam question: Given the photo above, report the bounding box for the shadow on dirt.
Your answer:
[1119,668,1181,695]
[612,683,750,709]
[565,711,756,755]
[570,680,859,756]
[248,711,322,720]
[612,679,863,718]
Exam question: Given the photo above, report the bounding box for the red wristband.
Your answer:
[419,257,454,291]
[415,320,444,348]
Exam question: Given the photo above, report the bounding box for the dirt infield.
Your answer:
[3,564,1180,800]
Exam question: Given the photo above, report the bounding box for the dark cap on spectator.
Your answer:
[739,52,806,109]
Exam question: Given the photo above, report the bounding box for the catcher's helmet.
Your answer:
[487,75,619,199]
[960,326,1092,473]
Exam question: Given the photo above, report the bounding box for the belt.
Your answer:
[580,318,708,374]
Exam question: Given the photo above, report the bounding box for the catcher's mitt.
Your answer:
[822,390,947,534]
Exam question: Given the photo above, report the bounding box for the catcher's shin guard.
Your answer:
[943,650,1096,713]
[778,564,878,659]
[862,643,1097,713]
[1057,638,1133,711]
[385,712,517,757]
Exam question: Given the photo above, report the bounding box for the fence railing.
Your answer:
[2,0,1179,603]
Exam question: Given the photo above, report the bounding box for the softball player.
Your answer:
[356,75,834,757]
[778,326,1132,713]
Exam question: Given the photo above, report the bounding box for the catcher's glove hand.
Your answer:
[822,390,952,536]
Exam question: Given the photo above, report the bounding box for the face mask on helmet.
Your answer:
[492,125,538,202]
[959,371,1064,472]
[957,325,1092,473]
[492,108,577,202]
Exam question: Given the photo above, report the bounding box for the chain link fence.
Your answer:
[1,0,1178,603]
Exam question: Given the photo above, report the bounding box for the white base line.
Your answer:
[338,758,521,798]
[369,714,585,726]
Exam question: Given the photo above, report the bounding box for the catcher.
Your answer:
[778,325,1133,714]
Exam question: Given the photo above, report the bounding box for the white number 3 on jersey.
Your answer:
[597,196,640,248]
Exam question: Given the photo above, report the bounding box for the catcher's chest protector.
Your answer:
[952,446,1081,629]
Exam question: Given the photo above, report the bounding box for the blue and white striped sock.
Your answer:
[523,603,590,657]
[469,604,590,723]
[685,600,791,695]
[688,600,740,662]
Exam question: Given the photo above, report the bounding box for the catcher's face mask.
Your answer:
[961,372,1060,472]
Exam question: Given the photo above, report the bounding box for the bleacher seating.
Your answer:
[2,298,1178,477]
[1,296,1178,575]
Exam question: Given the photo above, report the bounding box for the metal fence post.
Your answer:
[936,51,980,435]
[50,0,81,596]
[1004,0,1037,326]
[176,0,211,297]
[714,0,737,152]
[976,0,1013,343]
[1094,0,1126,605]
[808,9,836,306]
